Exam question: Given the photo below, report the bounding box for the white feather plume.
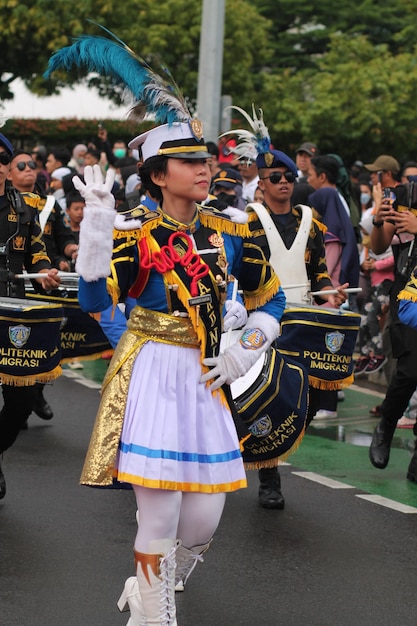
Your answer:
[220,105,271,159]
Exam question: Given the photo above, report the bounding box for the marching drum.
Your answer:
[220,332,308,469]
[275,303,361,390]
[0,297,64,385]
[25,291,112,362]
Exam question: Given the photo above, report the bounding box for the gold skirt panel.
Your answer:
[80,306,200,486]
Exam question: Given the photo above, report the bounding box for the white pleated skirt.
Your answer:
[115,341,247,493]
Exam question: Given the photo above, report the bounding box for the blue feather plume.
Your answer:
[44,33,190,125]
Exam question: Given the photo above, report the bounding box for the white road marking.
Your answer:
[292,471,354,489]
[61,368,101,389]
[356,494,417,513]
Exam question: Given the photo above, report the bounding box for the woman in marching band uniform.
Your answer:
[45,33,286,625]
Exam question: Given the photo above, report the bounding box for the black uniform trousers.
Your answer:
[380,349,417,428]
[0,384,37,453]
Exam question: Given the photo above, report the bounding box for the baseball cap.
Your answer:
[212,168,242,189]
[296,142,319,157]
[364,155,400,174]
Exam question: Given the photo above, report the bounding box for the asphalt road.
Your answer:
[1,372,417,626]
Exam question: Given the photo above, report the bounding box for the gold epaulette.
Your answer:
[398,266,417,302]
[312,217,327,233]
[22,192,43,209]
[198,204,251,238]
[114,205,162,240]
[244,274,280,311]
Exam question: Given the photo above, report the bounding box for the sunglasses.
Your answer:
[0,152,12,166]
[260,170,296,184]
[13,160,37,171]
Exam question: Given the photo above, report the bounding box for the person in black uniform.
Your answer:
[368,172,417,482]
[0,133,61,499]
[8,149,78,421]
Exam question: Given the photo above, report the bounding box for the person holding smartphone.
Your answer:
[366,155,417,483]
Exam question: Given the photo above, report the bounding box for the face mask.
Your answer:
[360,192,371,205]
[113,148,126,159]
[216,192,237,210]
[76,157,85,166]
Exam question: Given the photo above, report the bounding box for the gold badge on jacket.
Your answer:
[12,236,25,251]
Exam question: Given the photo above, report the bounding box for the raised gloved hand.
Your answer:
[223,299,248,331]
[201,311,280,390]
[73,165,116,282]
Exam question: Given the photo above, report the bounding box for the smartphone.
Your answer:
[98,122,104,131]
[377,171,383,185]
[383,188,396,203]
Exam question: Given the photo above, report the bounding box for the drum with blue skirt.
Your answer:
[0,297,64,385]
[275,303,361,390]
[221,332,308,469]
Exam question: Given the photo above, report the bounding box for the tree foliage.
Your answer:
[3,0,417,162]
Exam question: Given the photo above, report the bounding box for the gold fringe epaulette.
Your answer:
[198,205,251,238]
[243,274,280,311]
[246,210,261,223]
[398,269,417,302]
[398,287,417,303]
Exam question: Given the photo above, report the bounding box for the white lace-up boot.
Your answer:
[174,540,212,592]
[117,576,144,625]
[134,538,179,625]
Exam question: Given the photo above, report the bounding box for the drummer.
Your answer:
[0,133,61,500]
[222,110,348,509]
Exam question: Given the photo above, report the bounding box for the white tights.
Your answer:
[132,486,226,553]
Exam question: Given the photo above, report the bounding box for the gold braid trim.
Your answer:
[243,274,280,311]
[316,272,332,282]
[113,228,143,240]
[106,278,120,308]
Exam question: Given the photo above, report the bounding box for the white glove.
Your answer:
[201,311,280,390]
[223,299,248,331]
[73,165,116,282]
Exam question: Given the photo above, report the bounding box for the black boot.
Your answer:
[369,418,396,469]
[0,461,6,499]
[407,442,417,483]
[33,385,53,420]
[258,466,285,509]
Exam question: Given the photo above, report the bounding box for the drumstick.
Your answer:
[226,278,238,349]
[15,272,79,280]
[309,287,362,297]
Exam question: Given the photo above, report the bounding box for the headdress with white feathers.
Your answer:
[220,105,271,159]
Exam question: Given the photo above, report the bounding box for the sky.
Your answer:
[2,78,129,121]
